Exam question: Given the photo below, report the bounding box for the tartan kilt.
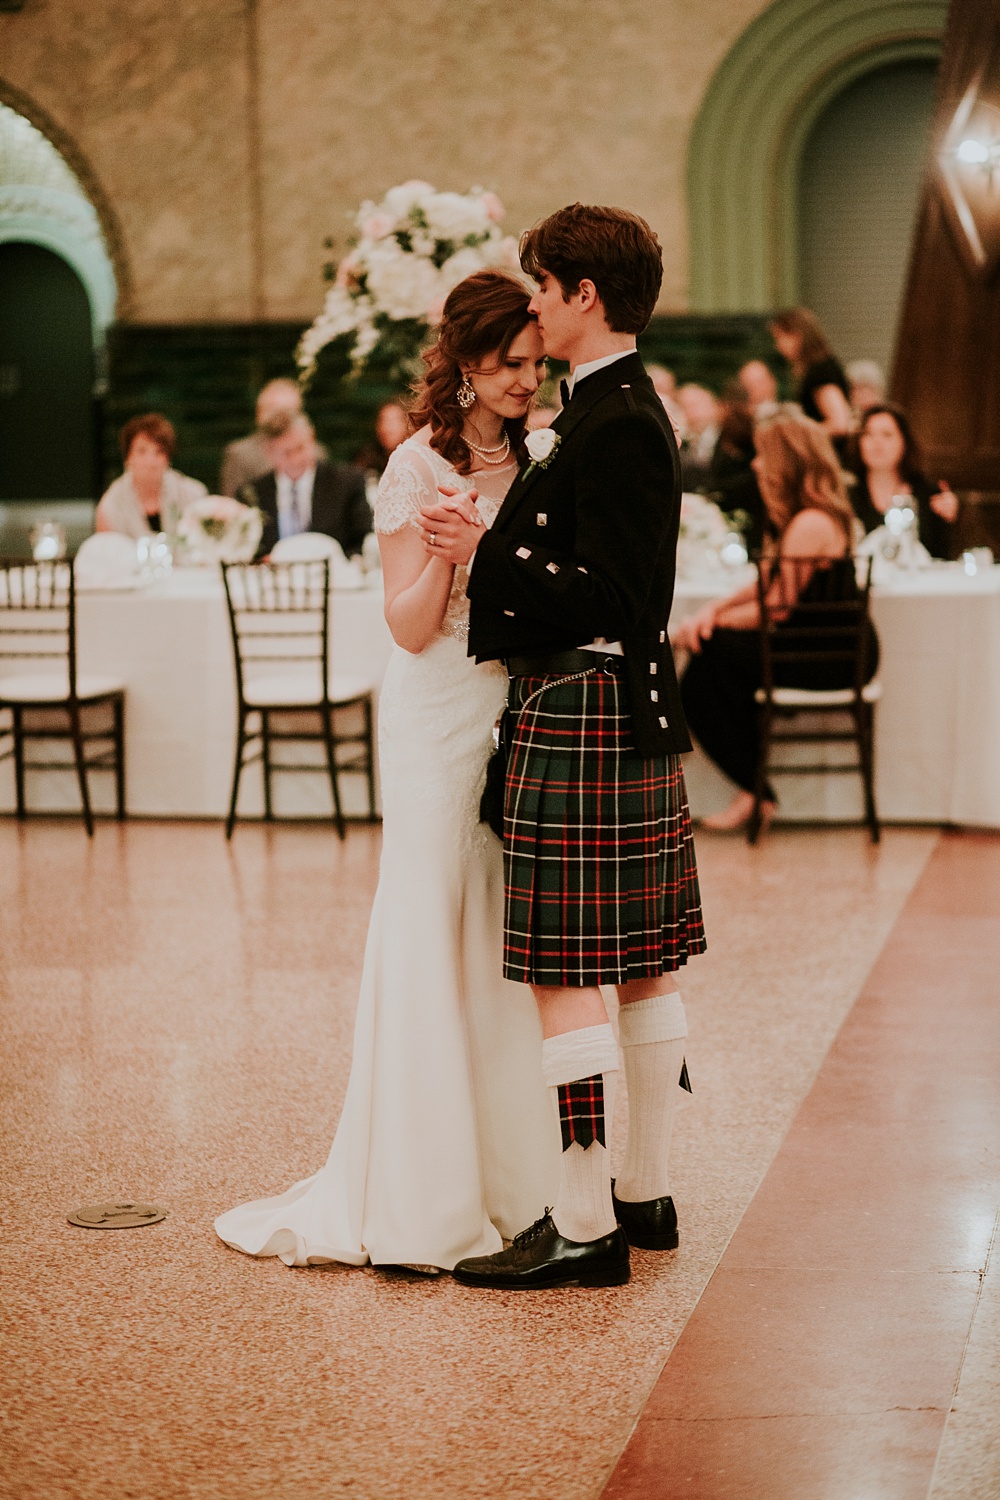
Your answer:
[502,662,706,986]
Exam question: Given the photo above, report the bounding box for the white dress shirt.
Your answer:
[565,345,636,398]
[277,466,316,539]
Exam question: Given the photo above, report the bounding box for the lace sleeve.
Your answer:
[375,447,436,534]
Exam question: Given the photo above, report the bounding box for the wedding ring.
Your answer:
[429,532,437,546]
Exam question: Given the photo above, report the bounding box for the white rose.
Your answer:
[409,227,436,257]
[423,191,489,242]
[438,246,487,294]
[383,180,434,217]
[364,241,441,320]
[525,428,559,463]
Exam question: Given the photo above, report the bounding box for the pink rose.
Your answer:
[481,191,505,223]
[362,212,395,240]
[335,253,361,290]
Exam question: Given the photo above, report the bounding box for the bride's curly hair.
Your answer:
[409,270,534,475]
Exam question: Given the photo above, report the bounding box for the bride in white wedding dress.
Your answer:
[215,272,560,1271]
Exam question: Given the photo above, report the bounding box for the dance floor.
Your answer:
[1,818,997,1499]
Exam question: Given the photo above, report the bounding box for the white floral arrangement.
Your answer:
[297,181,521,382]
[677,492,733,577]
[177,496,263,565]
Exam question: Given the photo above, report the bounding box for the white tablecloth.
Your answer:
[1,570,394,820]
[2,563,998,826]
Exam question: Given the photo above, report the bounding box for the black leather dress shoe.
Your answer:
[611,1184,679,1251]
[452,1213,630,1289]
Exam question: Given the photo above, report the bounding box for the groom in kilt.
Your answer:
[420,204,705,1288]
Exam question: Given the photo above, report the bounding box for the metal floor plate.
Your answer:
[67,1202,168,1229]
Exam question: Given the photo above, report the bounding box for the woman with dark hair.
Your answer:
[705,384,770,554]
[354,399,411,475]
[676,410,878,831]
[769,308,854,439]
[216,270,559,1273]
[851,403,959,559]
[95,413,206,537]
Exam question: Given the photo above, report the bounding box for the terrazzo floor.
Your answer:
[0,818,993,1498]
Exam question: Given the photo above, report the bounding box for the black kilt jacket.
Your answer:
[466,351,691,757]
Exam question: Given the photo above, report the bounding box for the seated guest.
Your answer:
[677,383,721,490]
[96,413,206,537]
[850,403,958,559]
[241,411,372,560]
[647,362,686,435]
[846,359,886,416]
[737,359,780,419]
[220,378,303,497]
[769,308,854,439]
[705,386,769,555]
[354,399,412,475]
[675,410,879,832]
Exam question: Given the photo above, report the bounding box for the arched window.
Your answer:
[687,0,946,311]
[0,101,118,348]
[798,60,939,370]
[0,103,121,500]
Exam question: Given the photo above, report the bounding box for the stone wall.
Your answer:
[0,0,770,323]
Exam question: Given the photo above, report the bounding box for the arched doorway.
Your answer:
[798,60,939,371]
[0,99,119,504]
[0,243,96,499]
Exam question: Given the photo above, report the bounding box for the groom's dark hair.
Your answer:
[520,204,663,333]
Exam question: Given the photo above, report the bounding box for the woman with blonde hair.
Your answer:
[674,410,878,831]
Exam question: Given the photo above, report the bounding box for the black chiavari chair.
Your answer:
[221,559,376,839]
[751,554,881,844]
[0,558,126,835]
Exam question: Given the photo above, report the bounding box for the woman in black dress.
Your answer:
[849,404,959,560]
[675,410,878,832]
[769,307,854,442]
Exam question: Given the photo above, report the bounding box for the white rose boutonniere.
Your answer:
[524,427,561,478]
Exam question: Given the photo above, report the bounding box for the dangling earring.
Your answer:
[456,372,475,411]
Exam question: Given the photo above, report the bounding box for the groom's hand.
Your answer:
[419,486,484,566]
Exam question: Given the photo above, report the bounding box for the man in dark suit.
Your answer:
[239,411,372,560]
[419,205,705,1291]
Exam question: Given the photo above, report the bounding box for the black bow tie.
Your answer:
[559,378,572,407]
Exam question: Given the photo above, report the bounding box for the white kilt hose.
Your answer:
[502,658,706,987]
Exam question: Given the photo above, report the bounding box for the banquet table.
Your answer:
[2,561,999,827]
[1,569,393,821]
[674,562,1000,827]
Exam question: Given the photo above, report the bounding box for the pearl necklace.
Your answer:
[465,431,511,465]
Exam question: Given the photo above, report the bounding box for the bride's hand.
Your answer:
[435,483,484,528]
[419,487,486,565]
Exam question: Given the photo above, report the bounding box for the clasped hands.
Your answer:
[418,485,485,567]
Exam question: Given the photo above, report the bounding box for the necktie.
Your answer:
[288,478,301,534]
[559,378,572,408]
